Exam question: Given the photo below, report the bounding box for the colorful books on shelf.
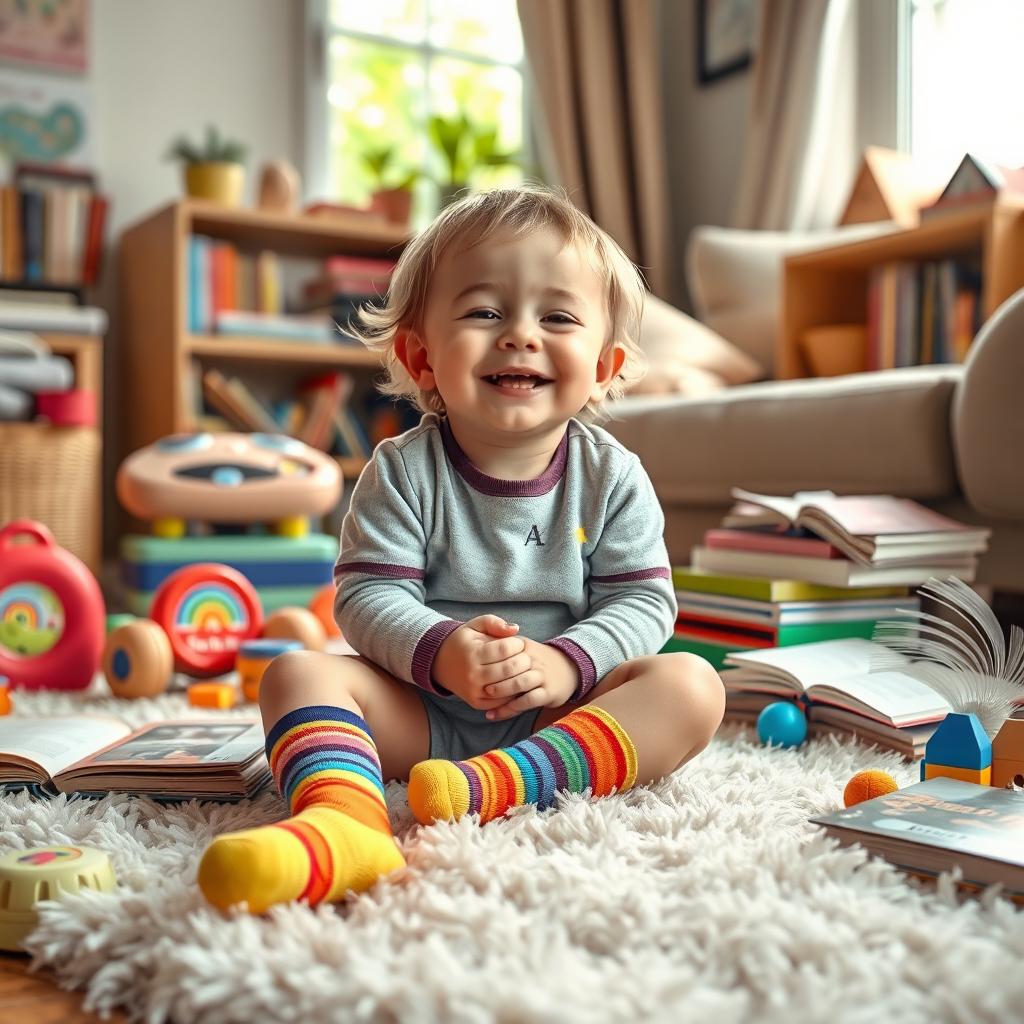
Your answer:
[201,368,279,434]
[0,164,109,289]
[720,638,950,758]
[865,257,983,370]
[188,235,285,331]
[810,778,1024,898]
[667,566,917,669]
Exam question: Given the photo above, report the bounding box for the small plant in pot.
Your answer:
[166,125,248,207]
[429,113,521,207]
[363,145,418,226]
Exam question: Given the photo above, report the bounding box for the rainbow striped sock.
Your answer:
[407,705,638,825]
[198,706,404,913]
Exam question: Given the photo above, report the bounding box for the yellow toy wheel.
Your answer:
[274,516,308,538]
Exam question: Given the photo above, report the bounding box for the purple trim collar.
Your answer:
[439,417,568,496]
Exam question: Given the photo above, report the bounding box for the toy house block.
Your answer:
[920,712,992,782]
[991,718,1024,789]
[920,153,1024,218]
[839,146,945,228]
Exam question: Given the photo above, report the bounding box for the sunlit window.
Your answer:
[324,0,525,227]
[909,0,1024,178]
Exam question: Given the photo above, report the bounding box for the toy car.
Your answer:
[117,432,342,538]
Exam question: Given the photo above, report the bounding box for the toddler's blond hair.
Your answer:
[350,183,648,424]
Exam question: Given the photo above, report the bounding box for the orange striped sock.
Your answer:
[198,707,404,913]
[407,704,638,825]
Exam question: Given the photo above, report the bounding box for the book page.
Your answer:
[724,637,884,691]
[731,488,836,525]
[0,715,130,779]
[56,719,264,782]
[807,671,950,725]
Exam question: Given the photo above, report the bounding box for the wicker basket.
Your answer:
[0,422,101,572]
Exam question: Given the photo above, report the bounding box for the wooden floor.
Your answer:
[0,953,126,1023]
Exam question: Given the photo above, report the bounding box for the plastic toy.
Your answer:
[991,718,1024,789]
[238,638,303,703]
[149,563,263,678]
[0,845,117,952]
[102,620,174,699]
[309,583,341,639]
[920,712,992,785]
[756,701,808,749]
[117,432,342,538]
[187,680,238,709]
[0,520,105,691]
[843,769,899,808]
[263,606,327,651]
[0,677,10,715]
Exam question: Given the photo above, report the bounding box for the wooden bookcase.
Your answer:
[117,199,408,478]
[780,196,1024,379]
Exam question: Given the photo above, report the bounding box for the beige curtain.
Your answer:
[732,0,858,230]
[517,0,671,297]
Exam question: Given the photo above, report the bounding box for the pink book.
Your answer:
[704,529,843,560]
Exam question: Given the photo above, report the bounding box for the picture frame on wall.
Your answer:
[697,0,757,86]
[0,0,89,74]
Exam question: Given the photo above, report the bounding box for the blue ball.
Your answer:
[756,701,808,749]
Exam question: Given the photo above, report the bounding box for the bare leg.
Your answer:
[532,652,725,784]
[259,650,430,781]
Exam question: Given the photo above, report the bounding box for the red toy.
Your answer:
[0,520,105,691]
[149,563,263,677]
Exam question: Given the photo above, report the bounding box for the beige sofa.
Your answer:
[606,281,1024,592]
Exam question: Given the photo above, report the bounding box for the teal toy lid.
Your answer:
[239,638,304,658]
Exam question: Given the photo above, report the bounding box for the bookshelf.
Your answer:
[117,198,408,477]
[780,196,1024,379]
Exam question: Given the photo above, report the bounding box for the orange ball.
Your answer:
[263,606,327,651]
[843,769,899,808]
[308,584,341,639]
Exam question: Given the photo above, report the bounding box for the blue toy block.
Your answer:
[923,712,992,771]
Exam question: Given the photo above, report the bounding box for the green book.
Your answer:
[672,567,910,603]
[660,635,736,670]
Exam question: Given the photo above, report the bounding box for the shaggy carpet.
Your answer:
[3,684,1024,1024]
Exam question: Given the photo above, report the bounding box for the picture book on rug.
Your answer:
[0,716,271,800]
[721,638,951,758]
[810,777,1024,898]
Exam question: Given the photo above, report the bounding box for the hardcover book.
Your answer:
[810,778,1024,897]
[0,716,271,800]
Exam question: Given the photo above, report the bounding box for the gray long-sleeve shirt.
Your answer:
[334,413,676,701]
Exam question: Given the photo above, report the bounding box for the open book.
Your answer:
[721,637,950,758]
[726,488,991,566]
[0,716,271,800]
[810,778,1024,899]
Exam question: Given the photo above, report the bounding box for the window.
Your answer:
[306,0,526,228]
[908,0,1024,177]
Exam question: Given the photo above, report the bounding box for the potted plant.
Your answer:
[363,145,418,226]
[428,113,521,207]
[165,125,248,207]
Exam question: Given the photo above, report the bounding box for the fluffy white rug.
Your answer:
[4,685,1024,1024]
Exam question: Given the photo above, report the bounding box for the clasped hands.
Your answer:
[431,614,579,721]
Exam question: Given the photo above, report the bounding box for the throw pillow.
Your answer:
[629,293,764,395]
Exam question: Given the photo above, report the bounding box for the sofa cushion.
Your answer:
[630,294,764,396]
[953,286,1024,520]
[605,365,963,505]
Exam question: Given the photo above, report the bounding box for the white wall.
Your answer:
[93,0,304,241]
[90,0,305,551]
[659,0,752,309]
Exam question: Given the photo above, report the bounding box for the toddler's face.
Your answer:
[412,225,623,439]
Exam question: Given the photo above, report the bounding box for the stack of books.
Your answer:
[719,637,950,758]
[666,488,991,669]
